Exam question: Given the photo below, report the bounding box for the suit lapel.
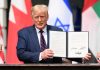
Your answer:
[31,25,40,51]
[30,25,51,50]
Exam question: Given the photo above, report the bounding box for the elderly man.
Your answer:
[17,4,91,63]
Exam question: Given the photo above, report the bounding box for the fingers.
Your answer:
[97,59,100,63]
[41,49,54,59]
[83,53,91,61]
[96,52,100,63]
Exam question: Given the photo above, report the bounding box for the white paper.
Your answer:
[49,31,66,57]
[68,32,88,58]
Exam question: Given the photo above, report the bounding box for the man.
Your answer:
[17,4,91,63]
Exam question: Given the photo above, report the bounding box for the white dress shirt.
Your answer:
[35,26,47,61]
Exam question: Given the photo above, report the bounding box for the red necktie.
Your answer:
[39,30,47,51]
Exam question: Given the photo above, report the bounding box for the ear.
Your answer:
[31,7,34,19]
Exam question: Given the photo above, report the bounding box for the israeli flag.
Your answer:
[48,0,74,31]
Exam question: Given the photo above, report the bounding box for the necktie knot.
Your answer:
[39,30,44,33]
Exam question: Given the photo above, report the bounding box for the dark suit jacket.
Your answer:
[17,25,63,63]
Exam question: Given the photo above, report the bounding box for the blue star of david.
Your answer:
[54,18,70,32]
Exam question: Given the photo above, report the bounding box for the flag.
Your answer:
[6,0,33,64]
[0,24,4,64]
[0,1,6,63]
[48,0,74,31]
[0,51,4,64]
[82,0,100,63]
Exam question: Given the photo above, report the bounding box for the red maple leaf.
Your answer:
[6,0,33,64]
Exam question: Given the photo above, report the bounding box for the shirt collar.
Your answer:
[35,26,47,33]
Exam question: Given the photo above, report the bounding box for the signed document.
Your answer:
[68,32,89,58]
[49,31,89,58]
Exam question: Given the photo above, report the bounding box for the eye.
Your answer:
[34,16,39,19]
[40,16,44,18]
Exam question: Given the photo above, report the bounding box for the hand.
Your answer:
[82,53,91,63]
[41,49,54,60]
[96,52,100,63]
[97,58,100,63]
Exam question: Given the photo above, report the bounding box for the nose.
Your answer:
[38,17,42,21]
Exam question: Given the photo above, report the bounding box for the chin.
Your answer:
[37,26,44,30]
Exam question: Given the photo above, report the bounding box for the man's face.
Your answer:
[32,9,48,30]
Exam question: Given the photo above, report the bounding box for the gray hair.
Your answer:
[31,4,48,15]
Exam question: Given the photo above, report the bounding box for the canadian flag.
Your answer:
[0,24,4,64]
[6,0,33,64]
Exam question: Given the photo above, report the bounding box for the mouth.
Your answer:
[39,22,43,26]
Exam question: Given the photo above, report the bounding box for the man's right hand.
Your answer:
[40,49,54,60]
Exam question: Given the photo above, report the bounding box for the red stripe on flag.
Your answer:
[83,0,98,12]
[0,51,4,63]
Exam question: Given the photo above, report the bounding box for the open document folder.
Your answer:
[49,31,89,58]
